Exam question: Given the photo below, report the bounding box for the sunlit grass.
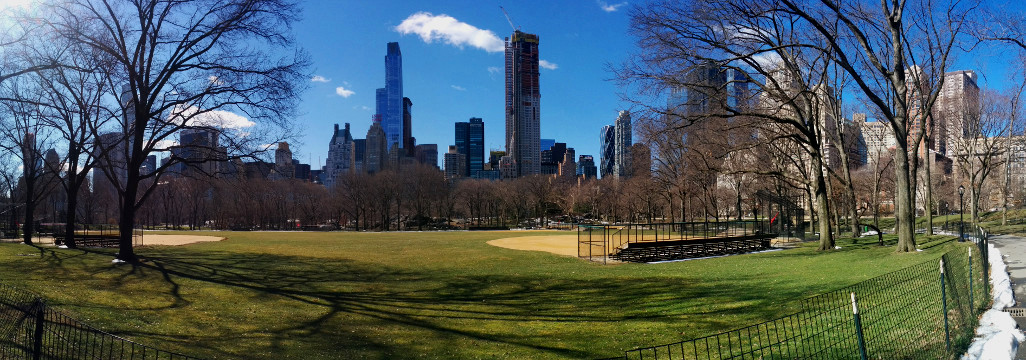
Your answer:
[0,230,971,359]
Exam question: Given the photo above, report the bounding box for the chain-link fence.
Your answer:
[603,240,989,360]
[0,282,199,359]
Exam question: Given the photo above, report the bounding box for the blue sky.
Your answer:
[291,0,635,168]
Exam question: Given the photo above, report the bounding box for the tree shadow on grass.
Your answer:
[14,245,841,359]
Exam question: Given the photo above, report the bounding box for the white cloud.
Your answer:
[335,86,355,98]
[487,66,501,75]
[598,1,627,12]
[751,52,783,70]
[208,75,224,86]
[451,85,466,91]
[353,105,371,111]
[395,12,504,53]
[169,105,255,129]
[311,75,330,83]
[539,60,558,70]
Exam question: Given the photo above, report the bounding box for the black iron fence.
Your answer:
[602,238,990,359]
[0,282,199,359]
[578,221,771,264]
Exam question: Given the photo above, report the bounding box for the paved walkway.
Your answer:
[986,235,1026,359]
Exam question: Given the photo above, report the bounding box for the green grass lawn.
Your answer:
[0,230,971,359]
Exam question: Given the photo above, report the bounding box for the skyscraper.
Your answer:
[403,97,415,156]
[577,155,597,179]
[365,120,387,174]
[415,144,438,168]
[599,125,615,178]
[505,30,541,177]
[272,142,295,180]
[444,145,466,180]
[455,118,485,177]
[936,70,979,157]
[383,42,404,151]
[614,110,632,178]
[324,123,353,187]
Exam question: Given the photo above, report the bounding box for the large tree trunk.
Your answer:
[813,156,834,250]
[924,151,934,235]
[22,179,35,245]
[894,148,917,252]
[63,181,81,249]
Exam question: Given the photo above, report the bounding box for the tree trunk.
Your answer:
[924,150,934,235]
[813,155,834,250]
[22,179,35,245]
[63,181,81,249]
[894,148,917,252]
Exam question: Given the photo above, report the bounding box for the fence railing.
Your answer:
[0,282,199,359]
[602,238,989,359]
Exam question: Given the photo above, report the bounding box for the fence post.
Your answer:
[969,247,974,314]
[940,259,950,353]
[32,299,44,360]
[852,292,868,360]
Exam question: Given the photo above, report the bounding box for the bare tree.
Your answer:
[951,89,1008,225]
[42,0,308,262]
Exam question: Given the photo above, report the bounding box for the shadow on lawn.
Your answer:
[25,246,829,359]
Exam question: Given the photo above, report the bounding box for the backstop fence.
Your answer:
[601,234,990,360]
[0,282,199,359]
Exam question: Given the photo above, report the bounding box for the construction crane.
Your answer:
[500,6,519,31]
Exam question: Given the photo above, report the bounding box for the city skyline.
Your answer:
[287,1,1023,171]
[291,1,636,169]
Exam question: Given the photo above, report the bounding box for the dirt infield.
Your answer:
[140,234,224,246]
[487,235,580,257]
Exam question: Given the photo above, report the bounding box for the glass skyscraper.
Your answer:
[599,125,615,179]
[455,118,484,177]
[383,42,404,150]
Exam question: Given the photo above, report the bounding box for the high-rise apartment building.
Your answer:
[415,144,438,168]
[455,118,485,177]
[444,145,466,180]
[365,120,388,174]
[599,125,615,178]
[272,142,295,180]
[403,97,415,156]
[614,110,632,178]
[323,123,353,187]
[936,70,979,156]
[505,30,541,177]
[577,155,597,179]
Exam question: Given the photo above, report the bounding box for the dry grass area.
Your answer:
[486,235,580,257]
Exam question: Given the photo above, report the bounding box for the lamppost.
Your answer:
[958,185,966,242]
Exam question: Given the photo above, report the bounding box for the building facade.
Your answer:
[599,125,615,178]
[614,110,632,178]
[323,124,353,186]
[505,30,541,177]
[455,118,484,177]
[383,42,404,151]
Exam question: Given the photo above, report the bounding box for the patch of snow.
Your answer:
[111,259,127,264]
[835,246,841,249]
[57,245,68,249]
[961,245,1023,360]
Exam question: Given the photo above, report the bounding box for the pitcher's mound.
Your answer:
[487,235,579,257]
[141,235,224,246]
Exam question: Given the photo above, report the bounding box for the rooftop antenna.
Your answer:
[500,6,520,31]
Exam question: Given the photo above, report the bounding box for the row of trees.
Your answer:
[616,0,1026,252]
[0,0,306,262]
[5,0,1026,261]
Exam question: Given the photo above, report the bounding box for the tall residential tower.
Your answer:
[382,42,404,151]
[505,30,541,177]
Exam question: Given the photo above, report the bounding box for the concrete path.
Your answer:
[986,235,1026,359]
